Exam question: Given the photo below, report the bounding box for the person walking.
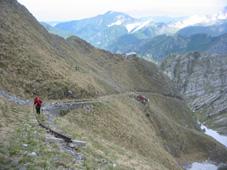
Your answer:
[34,96,42,114]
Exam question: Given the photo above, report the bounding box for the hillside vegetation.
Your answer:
[0,0,227,169]
[0,0,175,99]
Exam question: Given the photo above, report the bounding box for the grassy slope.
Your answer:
[0,0,227,169]
[0,98,88,170]
[55,93,227,168]
[0,0,175,100]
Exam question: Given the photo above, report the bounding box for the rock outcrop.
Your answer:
[161,52,227,133]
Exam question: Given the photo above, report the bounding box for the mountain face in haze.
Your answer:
[177,20,227,37]
[42,11,178,50]
[107,34,187,60]
[53,11,133,48]
[108,19,227,61]
[1,0,227,169]
[108,33,227,61]
[53,11,178,37]
[161,52,227,134]
[42,8,227,61]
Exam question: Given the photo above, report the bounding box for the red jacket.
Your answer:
[34,96,42,107]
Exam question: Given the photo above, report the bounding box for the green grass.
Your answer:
[0,98,83,170]
[54,95,193,169]
[54,93,227,167]
[0,123,81,170]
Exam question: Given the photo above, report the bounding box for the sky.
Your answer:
[18,0,227,21]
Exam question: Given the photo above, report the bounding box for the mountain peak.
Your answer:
[105,11,116,15]
[103,10,133,18]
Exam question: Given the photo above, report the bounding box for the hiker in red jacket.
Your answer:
[34,96,42,114]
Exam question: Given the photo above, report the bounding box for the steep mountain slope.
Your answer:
[161,52,227,135]
[207,33,227,54]
[106,34,141,53]
[110,33,227,61]
[136,35,188,60]
[1,1,227,169]
[0,0,176,99]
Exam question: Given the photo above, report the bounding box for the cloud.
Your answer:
[18,0,227,21]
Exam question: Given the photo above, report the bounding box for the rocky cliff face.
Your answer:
[161,52,227,133]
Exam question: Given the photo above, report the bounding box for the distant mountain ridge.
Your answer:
[41,7,227,61]
[108,33,227,61]
[177,20,227,37]
[41,11,180,49]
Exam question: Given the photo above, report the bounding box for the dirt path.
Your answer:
[0,90,89,161]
